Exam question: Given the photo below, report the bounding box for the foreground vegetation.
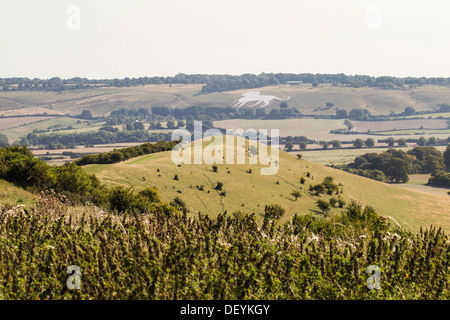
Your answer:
[1,141,450,299]
[0,192,448,299]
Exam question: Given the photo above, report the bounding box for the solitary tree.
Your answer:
[291,190,301,201]
[353,139,365,148]
[331,140,341,148]
[299,142,307,150]
[79,110,93,119]
[397,138,407,147]
[285,141,294,152]
[316,199,331,214]
[387,137,396,147]
[365,138,375,147]
[404,106,416,116]
[417,137,427,146]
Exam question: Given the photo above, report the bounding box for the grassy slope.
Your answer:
[84,137,450,233]
[0,179,36,206]
[1,84,450,117]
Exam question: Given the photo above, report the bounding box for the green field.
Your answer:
[370,129,450,136]
[83,136,450,232]
[214,118,450,141]
[396,174,450,197]
[0,117,102,143]
[293,145,448,166]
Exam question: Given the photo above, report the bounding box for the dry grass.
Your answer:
[0,116,55,130]
[351,119,449,132]
[84,136,450,233]
[1,84,450,118]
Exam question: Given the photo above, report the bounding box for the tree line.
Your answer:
[74,141,177,166]
[333,145,450,184]
[19,130,172,148]
[4,73,450,93]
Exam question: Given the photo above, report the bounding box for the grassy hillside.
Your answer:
[1,84,450,117]
[84,136,450,233]
[0,179,36,206]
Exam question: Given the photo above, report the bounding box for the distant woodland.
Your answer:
[2,73,450,93]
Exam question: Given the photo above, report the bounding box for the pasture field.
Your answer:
[351,119,449,132]
[402,112,450,119]
[214,119,347,140]
[214,118,450,141]
[0,117,103,143]
[288,145,447,166]
[369,129,450,136]
[84,136,450,232]
[1,84,450,118]
[0,116,55,130]
[395,174,450,197]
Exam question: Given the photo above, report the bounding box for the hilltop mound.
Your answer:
[84,136,450,232]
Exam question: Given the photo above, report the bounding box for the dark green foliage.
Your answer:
[444,144,450,170]
[353,138,365,148]
[0,194,449,299]
[344,119,353,130]
[299,142,307,150]
[212,165,218,173]
[21,131,173,148]
[349,108,371,120]
[329,197,338,208]
[335,109,348,119]
[300,177,306,184]
[215,182,223,191]
[316,199,331,214]
[428,171,450,188]
[77,110,93,119]
[291,190,301,201]
[0,133,9,148]
[109,186,143,213]
[171,196,186,209]
[365,138,375,147]
[311,176,339,196]
[173,175,179,181]
[340,146,446,183]
[285,141,294,152]
[387,137,396,147]
[264,204,285,219]
[330,140,341,148]
[138,187,161,203]
[75,141,178,165]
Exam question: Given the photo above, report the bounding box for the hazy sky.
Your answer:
[1,0,449,79]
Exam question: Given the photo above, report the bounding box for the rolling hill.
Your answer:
[83,136,450,233]
[1,83,450,117]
